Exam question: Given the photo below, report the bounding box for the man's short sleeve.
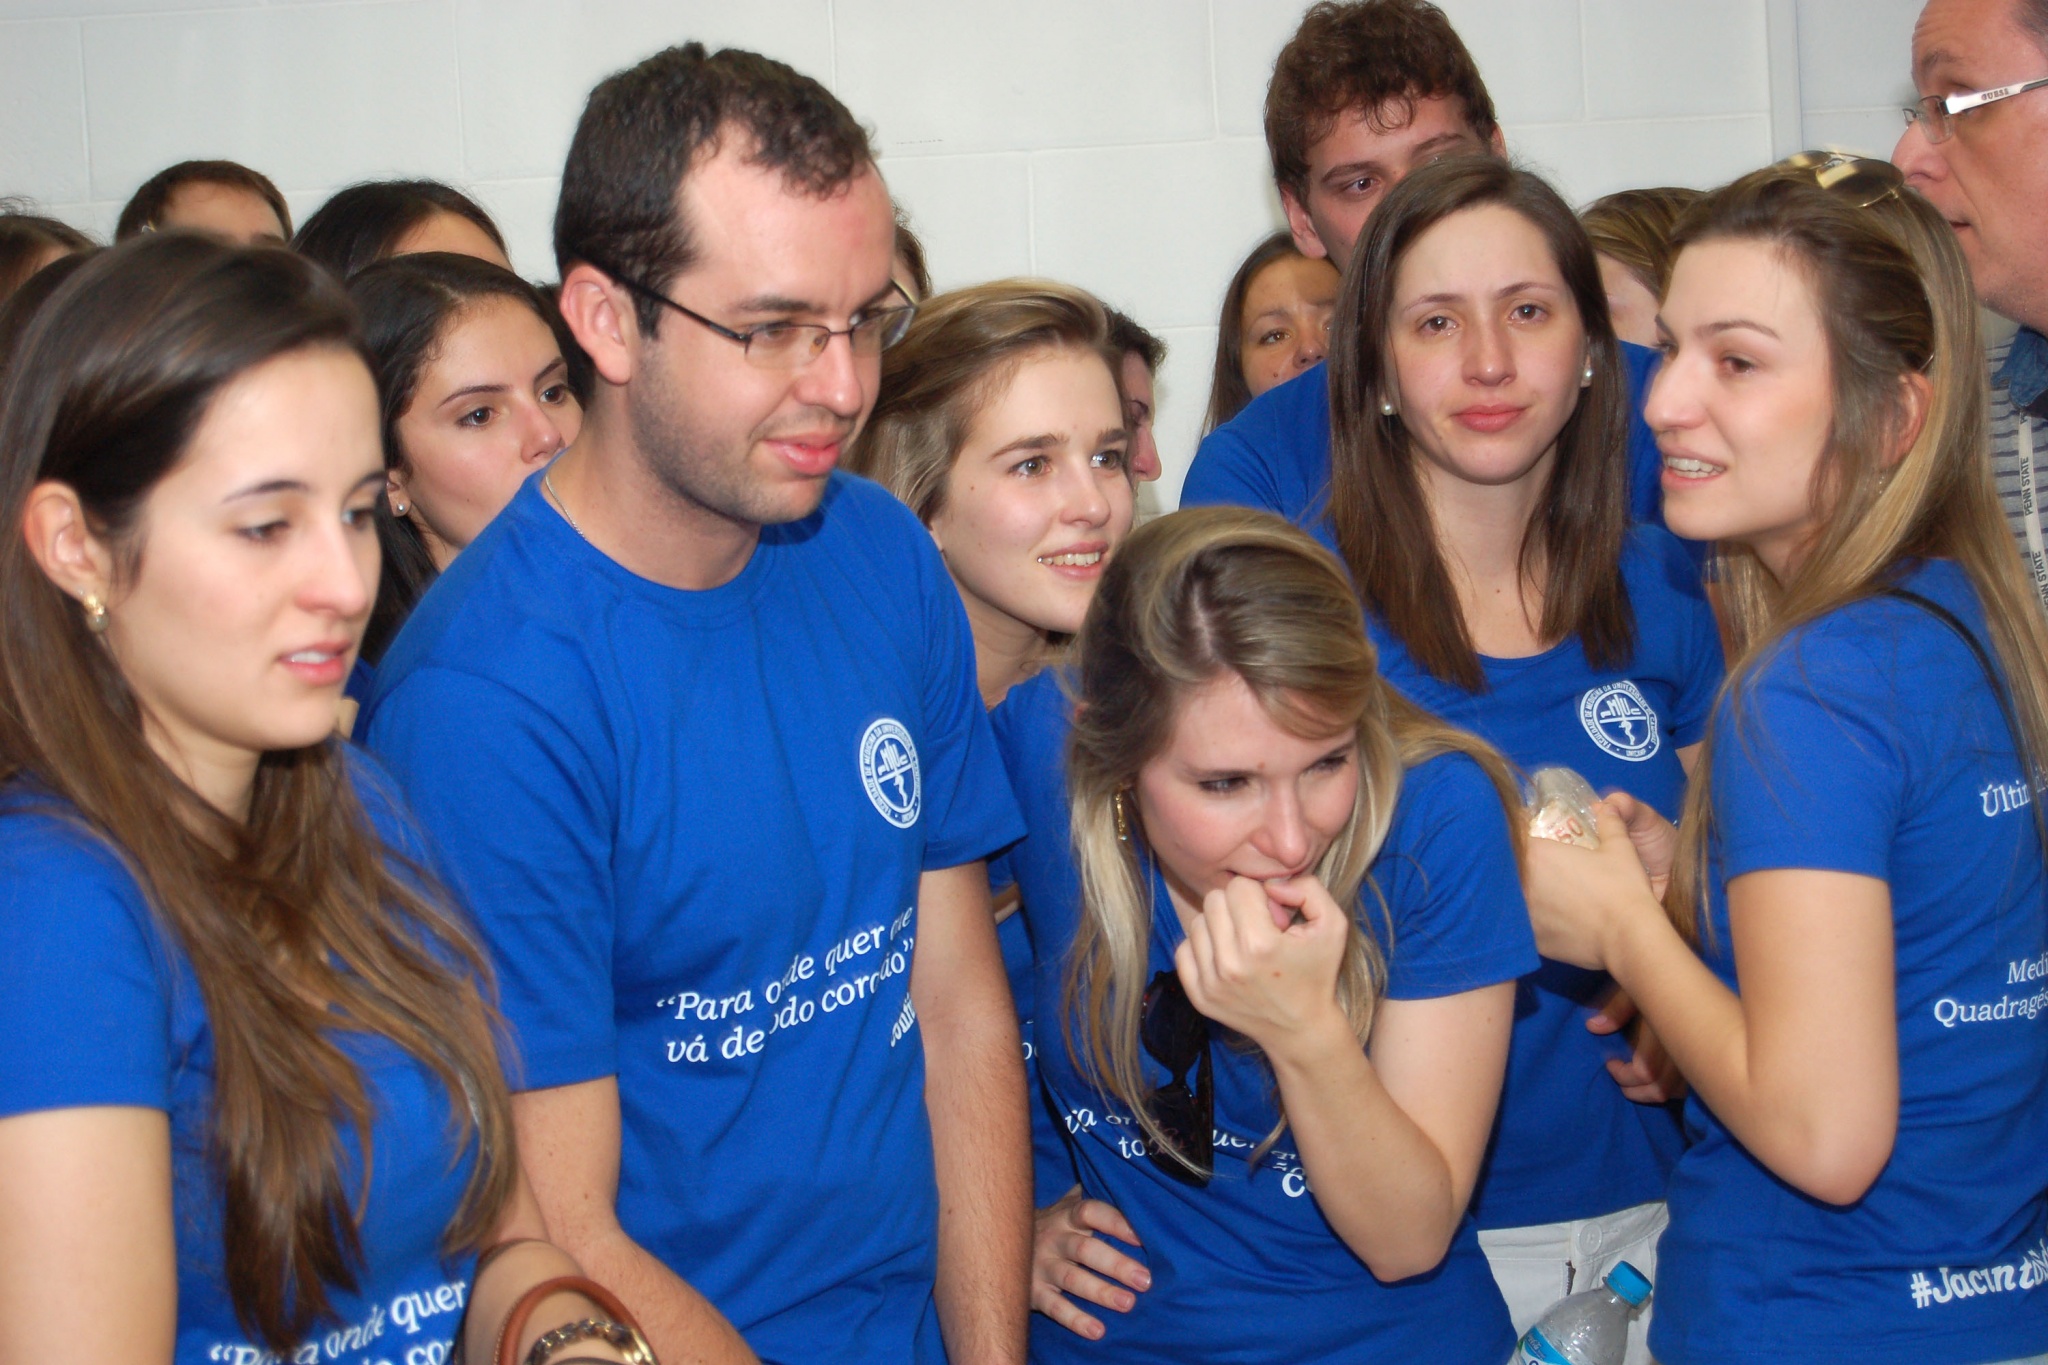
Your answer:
[366,669,620,1089]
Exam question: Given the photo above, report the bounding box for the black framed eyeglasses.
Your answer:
[1903,75,2048,144]
[593,261,916,369]
[1771,150,1905,209]
[1140,969,1213,1187]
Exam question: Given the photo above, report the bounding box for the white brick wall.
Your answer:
[0,0,1931,506]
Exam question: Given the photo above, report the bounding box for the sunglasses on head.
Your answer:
[1771,151,1906,209]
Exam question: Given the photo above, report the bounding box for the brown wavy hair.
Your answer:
[1327,154,1634,692]
[0,234,517,1351]
[1265,0,1498,209]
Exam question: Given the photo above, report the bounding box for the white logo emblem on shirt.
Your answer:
[860,718,921,828]
[1579,681,1661,761]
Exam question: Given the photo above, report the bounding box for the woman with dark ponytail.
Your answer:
[0,235,649,1365]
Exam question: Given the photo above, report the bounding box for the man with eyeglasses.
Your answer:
[363,43,1029,1365]
[1896,0,2048,618]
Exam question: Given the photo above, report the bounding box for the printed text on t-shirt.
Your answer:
[656,904,917,1065]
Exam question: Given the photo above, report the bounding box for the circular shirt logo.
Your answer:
[1578,681,1661,761]
[860,718,921,829]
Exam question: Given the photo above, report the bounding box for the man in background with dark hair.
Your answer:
[115,159,290,245]
[1184,0,1669,534]
[1106,309,1167,482]
[365,42,1029,1365]
[1895,0,2048,619]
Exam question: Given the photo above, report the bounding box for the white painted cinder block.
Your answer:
[0,0,258,17]
[1803,108,1911,160]
[1795,0,1922,113]
[1510,114,1776,205]
[1581,0,1771,121]
[0,20,90,206]
[465,177,567,282]
[1210,0,1314,139]
[1032,138,1281,334]
[1151,322,1221,513]
[81,2,465,203]
[836,0,1213,158]
[1439,0,1584,125]
[875,152,1033,293]
[455,0,834,183]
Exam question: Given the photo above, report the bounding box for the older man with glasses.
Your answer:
[1896,0,2048,618]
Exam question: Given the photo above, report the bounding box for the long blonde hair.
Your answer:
[1062,506,1521,1165]
[1668,171,2048,940]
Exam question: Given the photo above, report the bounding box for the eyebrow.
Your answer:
[730,281,903,318]
[987,427,1130,459]
[223,470,385,503]
[437,357,569,409]
[1699,318,1782,340]
[1405,280,1559,308]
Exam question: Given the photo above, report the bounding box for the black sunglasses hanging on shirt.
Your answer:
[1140,968,1215,1187]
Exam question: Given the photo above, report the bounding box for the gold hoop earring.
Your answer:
[1113,789,1132,844]
[82,592,108,634]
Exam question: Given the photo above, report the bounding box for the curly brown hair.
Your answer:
[1265,1,1497,208]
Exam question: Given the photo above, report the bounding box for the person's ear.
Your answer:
[1890,369,1933,465]
[1279,187,1331,262]
[21,480,116,609]
[1487,124,1508,159]
[385,473,412,518]
[556,263,639,388]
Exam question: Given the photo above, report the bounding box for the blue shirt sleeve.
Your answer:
[366,668,619,1090]
[1372,753,1540,1000]
[1182,423,1286,514]
[1649,528,1725,747]
[0,817,173,1117]
[910,513,1026,871]
[1712,627,1902,882]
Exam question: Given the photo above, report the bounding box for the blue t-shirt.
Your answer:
[1181,341,1671,532]
[0,761,480,1365]
[1367,525,1721,1227]
[364,471,1024,1365]
[991,670,1537,1364]
[1653,560,2048,1365]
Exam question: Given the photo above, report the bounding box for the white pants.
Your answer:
[1479,1200,1665,1365]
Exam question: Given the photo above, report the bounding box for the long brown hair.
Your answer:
[1062,506,1521,1167]
[1664,171,2048,940]
[0,235,518,1350]
[1327,155,1635,692]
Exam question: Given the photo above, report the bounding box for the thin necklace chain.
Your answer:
[542,465,590,543]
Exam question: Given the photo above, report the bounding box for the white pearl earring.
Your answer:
[1379,398,1396,416]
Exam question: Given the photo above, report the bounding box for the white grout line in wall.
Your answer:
[827,0,840,93]
[1205,0,1221,138]
[1025,158,1036,274]
[448,0,469,177]
[73,19,92,201]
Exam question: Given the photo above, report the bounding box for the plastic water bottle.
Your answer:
[1514,1261,1652,1365]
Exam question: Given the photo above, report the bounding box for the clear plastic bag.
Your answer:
[1527,766,1601,849]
